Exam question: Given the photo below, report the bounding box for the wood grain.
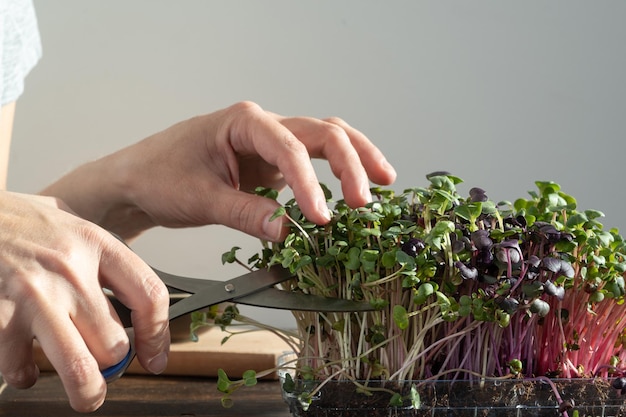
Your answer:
[0,373,291,417]
[33,328,293,380]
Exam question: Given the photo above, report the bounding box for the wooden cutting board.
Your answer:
[33,328,294,380]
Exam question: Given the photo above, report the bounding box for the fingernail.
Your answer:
[383,159,398,177]
[317,200,331,222]
[362,185,373,203]
[147,352,168,375]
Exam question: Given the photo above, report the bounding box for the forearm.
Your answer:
[39,148,156,241]
[37,114,210,241]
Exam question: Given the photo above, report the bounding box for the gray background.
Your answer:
[10,1,626,329]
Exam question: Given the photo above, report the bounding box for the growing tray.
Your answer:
[279,376,626,417]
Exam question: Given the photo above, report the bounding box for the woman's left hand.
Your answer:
[42,101,396,241]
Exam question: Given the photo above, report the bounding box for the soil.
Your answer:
[282,378,626,417]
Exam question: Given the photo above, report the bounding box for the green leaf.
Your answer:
[358,227,382,237]
[566,213,588,228]
[605,277,625,297]
[281,373,295,393]
[370,298,389,310]
[480,200,498,215]
[332,319,345,331]
[585,209,604,220]
[217,369,232,393]
[300,365,315,380]
[254,186,279,200]
[389,392,403,406]
[242,370,257,386]
[589,291,604,303]
[393,305,409,330]
[269,206,287,222]
[535,181,560,195]
[513,198,528,212]
[381,250,397,268]
[409,385,421,409]
[319,183,333,201]
[221,247,241,264]
[522,281,544,298]
[425,220,454,249]
[360,249,380,273]
[395,249,415,266]
[414,282,434,305]
[294,255,313,270]
[547,192,568,209]
[508,359,523,375]
[355,210,382,222]
[344,247,361,270]
[436,291,452,311]
[497,310,510,328]
[596,230,614,247]
[454,203,482,222]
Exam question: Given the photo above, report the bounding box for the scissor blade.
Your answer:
[153,268,210,293]
[167,266,294,320]
[234,287,375,312]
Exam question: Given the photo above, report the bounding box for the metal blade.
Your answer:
[234,287,375,312]
[107,291,192,328]
[167,266,294,320]
[153,268,210,293]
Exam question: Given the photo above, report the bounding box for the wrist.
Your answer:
[39,150,154,240]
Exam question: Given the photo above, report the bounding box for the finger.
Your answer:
[278,116,397,207]
[0,336,39,389]
[274,116,371,207]
[49,238,132,369]
[323,117,397,186]
[70,287,130,369]
[203,183,290,242]
[34,313,107,412]
[97,236,170,376]
[226,102,331,225]
[22,229,132,371]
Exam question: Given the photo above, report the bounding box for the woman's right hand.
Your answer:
[0,191,170,412]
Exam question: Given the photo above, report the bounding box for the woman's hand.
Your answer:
[42,101,397,241]
[22,101,394,411]
[0,191,170,412]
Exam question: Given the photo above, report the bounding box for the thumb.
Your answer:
[217,189,290,242]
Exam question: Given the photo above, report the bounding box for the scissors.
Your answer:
[101,263,374,383]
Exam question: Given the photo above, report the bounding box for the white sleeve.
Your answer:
[0,0,42,106]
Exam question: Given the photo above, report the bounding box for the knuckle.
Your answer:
[3,270,49,312]
[2,365,38,389]
[228,100,262,115]
[323,116,348,127]
[58,353,98,389]
[320,121,351,144]
[143,276,170,309]
[229,197,261,234]
[132,275,169,337]
[280,133,308,155]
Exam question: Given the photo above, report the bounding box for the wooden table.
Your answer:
[0,373,292,416]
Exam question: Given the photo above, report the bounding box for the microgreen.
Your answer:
[196,173,626,413]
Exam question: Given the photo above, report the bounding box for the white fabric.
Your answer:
[0,0,42,106]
